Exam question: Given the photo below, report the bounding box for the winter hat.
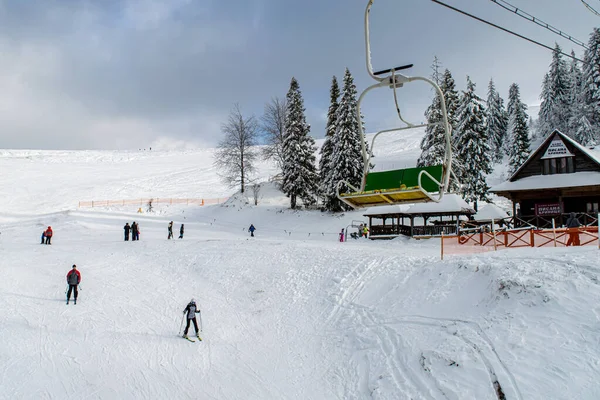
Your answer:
[190,298,196,304]
[72,264,76,269]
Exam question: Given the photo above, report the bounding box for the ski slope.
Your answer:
[1,128,599,399]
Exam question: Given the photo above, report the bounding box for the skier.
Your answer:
[66,264,81,305]
[339,229,345,242]
[178,224,184,239]
[168,221,174,239]
[182,298,202,340]
[131,222,139,241]
[44,226,53,245]
[362,225,369,239]
[565,212,581,246]
[248,224,256,237]
[41,230,46,244]
[124,222,131,241]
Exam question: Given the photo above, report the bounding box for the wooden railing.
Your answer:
[370,224,458,238]
[78,197,229,208]
[442,226,599,257]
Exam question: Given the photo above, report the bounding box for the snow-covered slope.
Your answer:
[1,130,599,400]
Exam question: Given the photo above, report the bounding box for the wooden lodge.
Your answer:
[491,130,600,228]
[364,194,476,239]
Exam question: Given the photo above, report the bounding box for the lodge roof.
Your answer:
[491,130,600,194]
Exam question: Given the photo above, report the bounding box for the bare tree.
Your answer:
[214,104,259,193]
[251,183,261,205]
[261,97,287,171]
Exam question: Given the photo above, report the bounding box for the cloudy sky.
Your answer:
[0,0,597,150]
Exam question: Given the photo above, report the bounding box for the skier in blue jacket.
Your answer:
[182,299,201,340]
[248,224,256,237]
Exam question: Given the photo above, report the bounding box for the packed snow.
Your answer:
[1,128,599,400]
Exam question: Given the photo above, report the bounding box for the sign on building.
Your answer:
[535,202,563,216]
[541,138,574,159]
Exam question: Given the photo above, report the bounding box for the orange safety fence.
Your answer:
[78,197,229,208]
[441,226,599,258]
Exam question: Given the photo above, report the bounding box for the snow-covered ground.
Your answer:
[1,128,599,399]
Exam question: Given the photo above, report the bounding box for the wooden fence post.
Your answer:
[530,229,535,247]
[491,218,497,251]
[440,232,444,260]
[552,218,557,247]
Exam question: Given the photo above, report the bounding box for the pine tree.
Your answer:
[486,78,508,163]
[538,44,571,136]
[327,68,365,212]
[417,65,456,168]
[507,83,531,175]
[454,76,492,206]
[319,76,340,202]
[281,77,318,209]
[581,28,600,146]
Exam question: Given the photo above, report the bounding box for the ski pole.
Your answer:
[178,314,185,335]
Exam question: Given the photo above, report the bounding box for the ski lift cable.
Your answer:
[490,0,588,50]
[581,0,600,17]
[430,0,588,64]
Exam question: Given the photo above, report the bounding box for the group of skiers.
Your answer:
[168,221,184,239]
[123,222,140,241]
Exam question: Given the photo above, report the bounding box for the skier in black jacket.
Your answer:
[178,224,184,239]
[124,223,131,241]
[182,299,202,340]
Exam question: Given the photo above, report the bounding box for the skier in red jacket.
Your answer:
[44,226,53,245]
[66,265,81,305]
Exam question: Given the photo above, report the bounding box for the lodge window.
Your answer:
[542,157,574,175]
[587,202,599,214]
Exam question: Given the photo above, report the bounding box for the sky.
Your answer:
[0,0,598,150]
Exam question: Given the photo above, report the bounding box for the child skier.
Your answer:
[66,264,81,305]
[182,299,202,340]
[168,221,173,239]
[248,224,256,237]
[179,224,184,239]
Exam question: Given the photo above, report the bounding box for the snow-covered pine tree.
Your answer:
[506,83,531,175]
[581,28,600,146]
[441,69,460,131]
[454,76,492,207]
[417,64,456,168]
[319,76,339,204]
[281,77,318,209]
[327,68,365,212]
[566,51,591,145]
[486,78,508,163]
[538,44,571,137]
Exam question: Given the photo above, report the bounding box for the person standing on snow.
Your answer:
[44,226,53,245]
[182,299,201,339]
[124,222,131,241]
[41,230,46,244]
[179,224,184,239]
[339,229,345,242]
[66,264,81,305]
[565,212,581,246]
[131,222,139,241]
[168,221,174,240]
[248,224,256,237]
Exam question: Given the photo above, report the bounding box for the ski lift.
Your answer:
[336,0,456,209]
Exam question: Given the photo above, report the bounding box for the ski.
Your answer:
[196,335,202,341]
[182,336,195,342]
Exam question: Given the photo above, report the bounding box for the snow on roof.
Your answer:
[473,204,509,221]
[362,194,474,216]
[509,130,600,180]
[491,171,600,192]
[560,133,600,166]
